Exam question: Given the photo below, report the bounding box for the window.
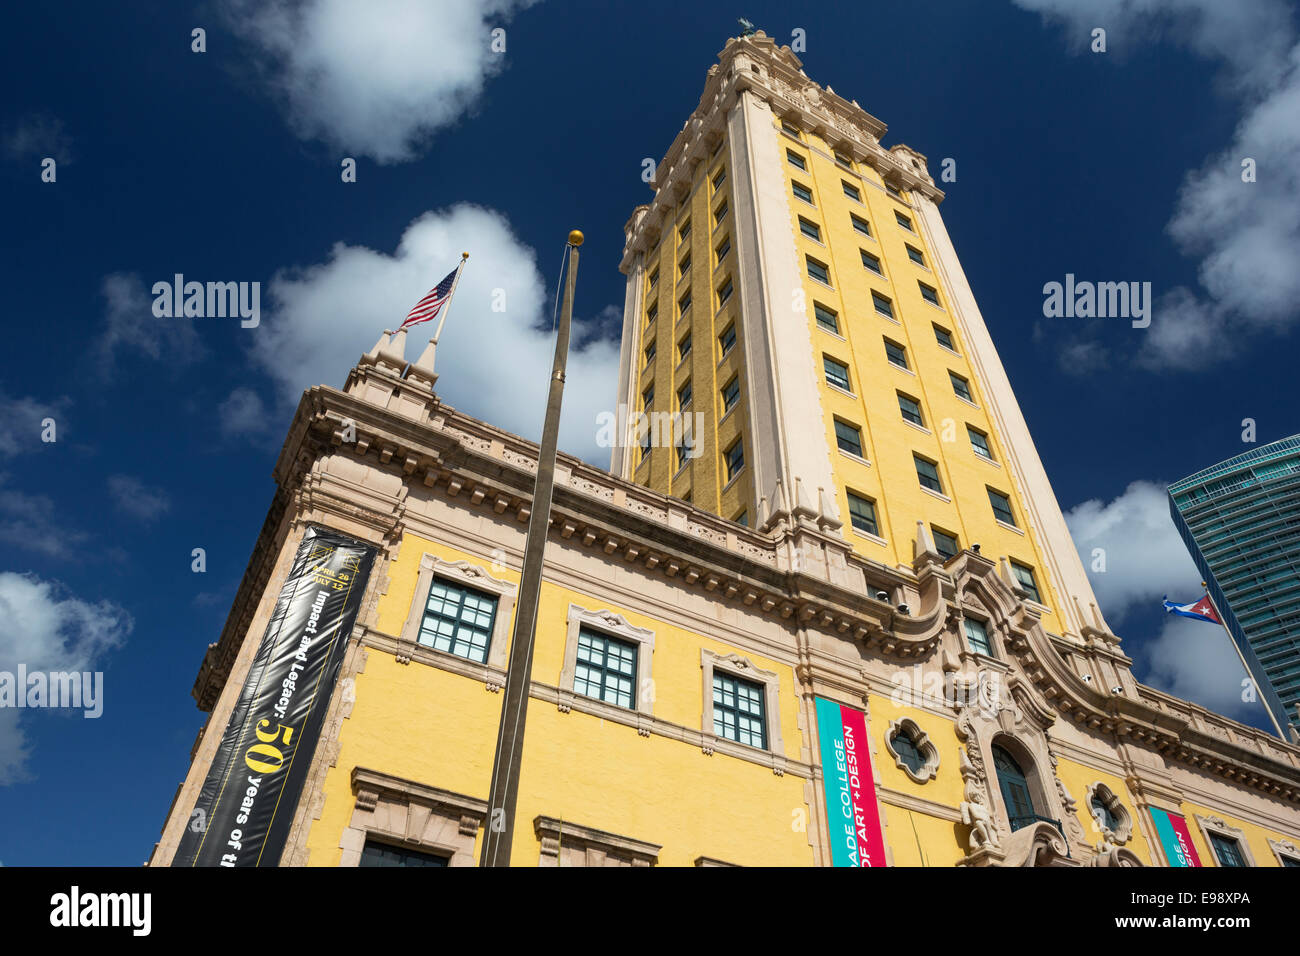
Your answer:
[715,236,730,264]
[574,628,637,709]
[787,149,807,171]
[851,213,872,237]
[807,256,831,285]
[678,289,692,317]
[648,268,659,289]
[872,291,894,318]
[678,333,692,361]
[643,340,656,367]
[642,384,654,410]
[734,510,748,527]
[885,181,904,200]
[919,281,940,306]
[677,380,692,410]
[833,151,852,169]
[1090,796,1118,833]
[814,302,839,333]
[897,392,924,426]
[718,323,736,357]
[1282,855,1300,868]
[360,840,449,868]
[993,745,1036,829]
[950,371,973,401]
[799,217,822,241]
[712,166,726,190]
[646,301,658,325]
[724,438,744,480]
[1011,561,1041,602]
[861,250,883,276]
[792,181,814,204]
[639,428,651,460]
[781,120,801,139]
[885,339,909,369]
[713,671,767,748]
[842,180,862,202]
[834,419,863,457]
[722,376,740,412]
[932,527,958,559]
[847,491,878,535]
[915,455,942,493]
[934,324,955,350]
[906,244,926,266]
[679,219,691,243]
[678,254,691,279]
[824,355,851,391]
[714,200,728,225]
[896,211,914,232]
[989,488,1016,526]
[717,277,734,307]
[891,728,924,775]
[1209,833,1247,868]
[965,618,993,656]
[417,579,497,664]
[968,425,993,460]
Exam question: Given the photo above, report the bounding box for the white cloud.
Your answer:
[1140,613,1256,720]
[95,273,204,378]
[220,0,537,163]
[0,389,67,457]
[0,474,90,559]
[0,572,132,784]
[107,474,172,523]
[1014,0,1300,370]
[2,113,73,164]
[1064,480,1202,621]
[218,386,273,439]
[244,204,620,464]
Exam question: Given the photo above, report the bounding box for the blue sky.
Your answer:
[1,0,1297,864]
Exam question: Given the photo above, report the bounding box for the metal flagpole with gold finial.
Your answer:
[1201,580,1288,739]
[480,230,583,867]
[431,251,470,346]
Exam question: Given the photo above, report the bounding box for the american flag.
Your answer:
[398,265,460,331]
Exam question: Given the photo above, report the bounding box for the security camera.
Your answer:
[897,603,911,616]
[1111,686,1123,695]
[971,543,981,554]
[1082,674,1093,683]
[875,590,890,601]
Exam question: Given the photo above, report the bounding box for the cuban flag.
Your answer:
[1162,595,1222,625]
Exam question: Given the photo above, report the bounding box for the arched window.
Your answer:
[893,732,925,776]
[1090,795,1118,832]
[992,744,1037,832]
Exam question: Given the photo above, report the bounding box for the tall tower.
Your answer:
[1169,435,1300,738]
[613,31,1108,643]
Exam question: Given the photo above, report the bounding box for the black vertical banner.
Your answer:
[173,526,378,867]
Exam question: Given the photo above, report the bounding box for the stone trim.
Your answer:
[340,767,487,867]
[1084,782,1133,846]
[399,552,517,671]
[534,816,661,867]
[884,717,939,784]
[1267,836,1300,868]
[700,647,786,769]
[694,855,740,867]
[558,604,656,717]
[1194,813,1257,867]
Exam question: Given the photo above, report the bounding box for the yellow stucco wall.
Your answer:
[1178,800,1298,868]
[1055,757,1156,865]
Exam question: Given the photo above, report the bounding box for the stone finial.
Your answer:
[793,476,818,518]
[999,556,1018,590]
[407,337,439,386]
[375,327,408,372]
[365,330,391,361]
[817,486,842,531]
[914,520,937,559]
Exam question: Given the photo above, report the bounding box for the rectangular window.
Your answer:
[417,579,498,664]
[675,441,688,469]
[781,120,801,139]
[964,618,993,656]
[678,333,692,361]
[896,211,914,232]
[919,281,940,306]
[1209,833,1247,868]
[799,217,822,241]
[718,323,736,357]
[734,510,748,527]
[814,302,839,333]
[793,181,814,204]
[678,254,691,279]
[1011,561,1041,602]
[677,380,692,410]
[989,488,1016,526]
[712,166,726,190]
[886,181,904,200]
[872,291,894,317]
[885,339,909,369]
[807,256,831,285]
[644,340,656,367]
[842,180,862,202]
[861,250,884,276]
[713,671,767,748]
[932,527,959,559]
[968,426,993,460]
[847,491,878,535]
[851,213,872,237]
[646,301,658,325]
[898,392,924,426]
[834,419,863,457]
[715,236,730,264]
[950,371,973,401]
[574,627,637,709]
[714,200,728,225]
[648,268,659,289]
[934,324,955,350]
[824,355,851,391]
[725,438,744,481]
[360,840,449,868]
[787,149,807,171]
[678,289,692,317]
[642,384,654,410]
[915,455,942,493]
[722,376,740,412]
[906,244,926,266]
[834,151,853,169]
[679,219,691,242]
[717,277,734,307]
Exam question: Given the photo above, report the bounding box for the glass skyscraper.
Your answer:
[1168,436,1300,738]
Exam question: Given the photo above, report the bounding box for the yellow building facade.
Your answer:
[151,32,1300,869]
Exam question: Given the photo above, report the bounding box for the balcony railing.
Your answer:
[1007,813,1069,856]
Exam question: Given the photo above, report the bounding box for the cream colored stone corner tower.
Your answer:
[613,31,1107,645]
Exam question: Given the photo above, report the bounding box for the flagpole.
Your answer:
[430,252,470,345]
[1201,581,1287,739]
